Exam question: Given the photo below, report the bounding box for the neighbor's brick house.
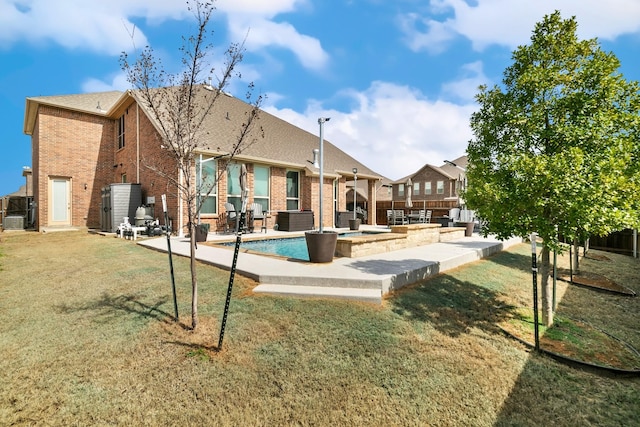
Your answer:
[389,156,468,215]
[23,88,383,234]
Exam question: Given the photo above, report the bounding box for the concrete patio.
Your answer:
[137,225,522,304]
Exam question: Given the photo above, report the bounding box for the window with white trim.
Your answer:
[227,163,242,211]
[117,115,125,149]
[286,170,299,210]
[437,180,444,194]
[197,155,217,214]
[253,165,270,213]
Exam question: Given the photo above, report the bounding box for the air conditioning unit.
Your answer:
[4,216,24,230]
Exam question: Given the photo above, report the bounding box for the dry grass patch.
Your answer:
[0,231,638,426]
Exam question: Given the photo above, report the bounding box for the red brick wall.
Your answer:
[33,105,115,230]
[32,99,354,233]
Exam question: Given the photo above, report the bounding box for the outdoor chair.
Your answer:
[392,210,408,225]
[250,202,267,233]
[448,208,461,226]
[225,202,239,233]
[425,210,432,223]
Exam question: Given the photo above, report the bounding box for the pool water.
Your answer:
[220,231,377,261]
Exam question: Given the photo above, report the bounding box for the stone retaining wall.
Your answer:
[335,224,466,258]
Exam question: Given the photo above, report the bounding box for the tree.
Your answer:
[120,0,264,329]
[465,11,640,326]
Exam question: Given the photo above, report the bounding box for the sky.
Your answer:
[1,0,640,196]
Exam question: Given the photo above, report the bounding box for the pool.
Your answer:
[220,231,379,261]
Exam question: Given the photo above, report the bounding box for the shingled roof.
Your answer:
[24,88,383,181]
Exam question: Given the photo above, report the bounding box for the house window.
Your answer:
[253,165,270,213]
[398,184,405,197]
[425,182,432,195]
[413,182,420,195]
[437,180,444,194]
[286,170,299,210]
[117,115,125,149]
[227,163,242,211]
[121,173,127,183]
[197,155,217,214]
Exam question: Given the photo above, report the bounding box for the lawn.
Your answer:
[0,230,638,426]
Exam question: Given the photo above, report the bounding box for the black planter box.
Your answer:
[276,211,314,231]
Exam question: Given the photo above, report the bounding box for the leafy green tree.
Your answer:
[465,11,640,326]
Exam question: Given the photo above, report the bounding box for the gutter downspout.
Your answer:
[136,104,140,183]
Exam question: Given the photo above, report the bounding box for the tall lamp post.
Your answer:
[352,167,358,220]
[314,117,330,232]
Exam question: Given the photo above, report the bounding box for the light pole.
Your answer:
[352,167,358,220]
[315,117,330,232]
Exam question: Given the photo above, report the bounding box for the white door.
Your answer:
[50,178,71,226]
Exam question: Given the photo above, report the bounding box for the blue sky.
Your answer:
[1,0,640,196]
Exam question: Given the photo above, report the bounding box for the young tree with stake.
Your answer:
[120,0,264,330]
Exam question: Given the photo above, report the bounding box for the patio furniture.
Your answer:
[276,210,314,232]
[390,209,408,225]
[224,203,239,233]
[448,208,461,227]
[408,209,429,224]
[425,210,432,223]
[250,203,267,233]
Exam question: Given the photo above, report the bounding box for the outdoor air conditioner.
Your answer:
[4,216,24,230]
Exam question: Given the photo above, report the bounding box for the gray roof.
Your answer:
[24,87,383,180]
[392,155,467,184]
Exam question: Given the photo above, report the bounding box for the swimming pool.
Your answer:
[220,231,379,261]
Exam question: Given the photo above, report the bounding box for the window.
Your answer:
[197,155,217,214]
[253,165,270,213]
[117,115,125,149]
[413,182,420,195]
[437,180,444,194]
[121,173,127,183]
[227,163,242,211]
[424,181,432,195]
[286,170,299,210]
[398,184,405,197]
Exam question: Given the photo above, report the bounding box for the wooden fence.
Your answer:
[588,229,639,257]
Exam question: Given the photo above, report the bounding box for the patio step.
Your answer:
[253,284,382,304]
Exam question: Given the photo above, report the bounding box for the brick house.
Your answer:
[389,155,468,216]
[23,89,383,234]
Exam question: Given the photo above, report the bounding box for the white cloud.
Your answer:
[441,61,488,103]
[0,0,325,72]
[82,72,130,93]
[399,0,640,53]
[265,81,475,180]
[228,17,328,71]
[216,0,304,16]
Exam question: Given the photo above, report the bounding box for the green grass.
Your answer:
[0,231,638,426]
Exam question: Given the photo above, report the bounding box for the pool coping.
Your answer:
[137,227,522,304]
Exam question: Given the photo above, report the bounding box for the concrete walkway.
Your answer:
[137,226,522,304]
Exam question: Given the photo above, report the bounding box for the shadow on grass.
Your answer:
[390,275,517,338]
[55,292,190,330]
[483,250,532,274]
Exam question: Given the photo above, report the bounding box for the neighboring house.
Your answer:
[346,177,392,209]
[23,88,384,234]
[390,155,468,213]
[0,167,33,229]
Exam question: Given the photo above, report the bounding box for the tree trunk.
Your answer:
[190,220,198,330]
[573,237,580,275]
[539,246,554,327]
